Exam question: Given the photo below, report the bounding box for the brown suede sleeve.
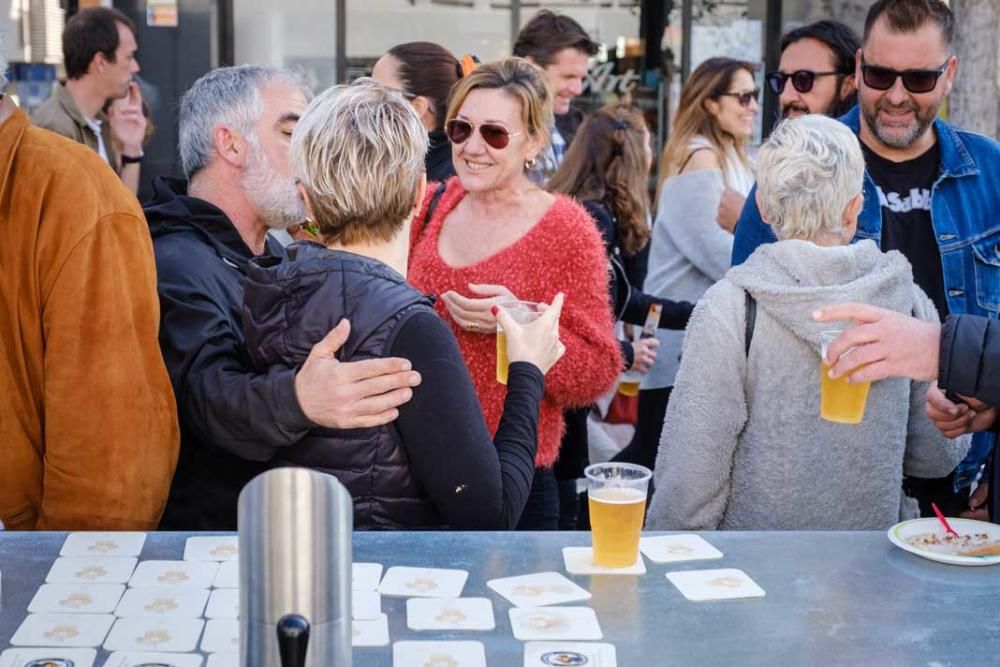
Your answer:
[36,211,179,530]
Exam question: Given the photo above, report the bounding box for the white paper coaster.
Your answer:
[115,586,209,618]
[352,562,383,590]
[201,618,240,653]
[206,652,239,667]
[104,617,204,653]
[665,568,766,602]
[0,647,97,667]
[524,642,618,666]
[184,536,239,562]
[406,597,496,631]
[378,566,468,599]
[128,560,219,589]
[509,607,603,641]
[639,534,724,564]
[205,588,240,619]
[10,613,114,648]
[213,560,239,589]
[352,614,390,647]
[562,547,646,575]
[60,533,146,558]
[46,557,137,585]
[393,641,487,667]
[28,583,125,614]
[487,572,592,608]
[104,651,204,667]
[352,589,381,621]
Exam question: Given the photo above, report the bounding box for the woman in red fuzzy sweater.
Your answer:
[409,58,622,529]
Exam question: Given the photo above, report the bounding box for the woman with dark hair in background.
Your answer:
[547,105,694,522]
[372,41,467,182]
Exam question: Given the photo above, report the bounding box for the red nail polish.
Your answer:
[491,306,499,316]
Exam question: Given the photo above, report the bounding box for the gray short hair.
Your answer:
[290,78,428,245]
[179,65,312,179]
[756,115,866,242]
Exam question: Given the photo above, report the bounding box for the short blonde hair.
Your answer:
[446,57,553,151]
[756,114,866,242]
[291,78,428,245]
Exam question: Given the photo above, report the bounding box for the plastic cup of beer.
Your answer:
[819,329,872,424]
[495,300,544,385]
[585,462,651,568]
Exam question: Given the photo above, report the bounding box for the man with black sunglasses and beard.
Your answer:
[767,20,860,119]
[732,0,1000,522]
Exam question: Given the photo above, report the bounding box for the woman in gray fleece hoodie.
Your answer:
[645,116,970,531]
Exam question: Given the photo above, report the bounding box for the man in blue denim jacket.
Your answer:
[731,0,1000,517]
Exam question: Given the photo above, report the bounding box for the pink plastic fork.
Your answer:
[932,502,960,538]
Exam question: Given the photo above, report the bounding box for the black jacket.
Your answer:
[583,200,694,366]
[938,314,1000,521]
[426,129,456,183]
[243,243,443,529]
[555,107,586,148]
[147,177,314,530]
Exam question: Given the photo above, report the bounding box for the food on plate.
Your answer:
[960,542,1000,557]
[905,531,998,555]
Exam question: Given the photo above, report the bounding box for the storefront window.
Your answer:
[345,0,513,80]
[234,0,338,90]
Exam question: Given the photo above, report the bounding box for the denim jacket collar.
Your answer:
[839,105,978,179]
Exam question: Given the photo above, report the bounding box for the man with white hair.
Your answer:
[1,48,178,530]
[151,66,423,530]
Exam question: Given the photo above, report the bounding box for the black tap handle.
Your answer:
[276,613,310,667]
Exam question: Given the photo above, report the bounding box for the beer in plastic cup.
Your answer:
[585,462,651,568]
[819,329,871,424]
[496,301,544,385]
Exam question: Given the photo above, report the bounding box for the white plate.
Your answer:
[888,517,1000,566]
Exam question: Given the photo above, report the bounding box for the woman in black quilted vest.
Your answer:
[242,78,565,530]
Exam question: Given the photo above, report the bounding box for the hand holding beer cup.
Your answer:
[494,294,566,384]
[818,328,872,424]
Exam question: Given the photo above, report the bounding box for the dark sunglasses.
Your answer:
[445,118,523,150]
[861,59,949,94]
[766,70,842,95]
[716,88,760,108]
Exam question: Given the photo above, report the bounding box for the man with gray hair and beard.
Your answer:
[151,66,423,530]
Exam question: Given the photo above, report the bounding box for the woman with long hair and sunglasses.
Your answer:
[372,42,475,182]
[632,57,759,471]
[408,58,622,530]
[547,105,695,514]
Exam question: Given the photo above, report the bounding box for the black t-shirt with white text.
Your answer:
[862,141,948,320]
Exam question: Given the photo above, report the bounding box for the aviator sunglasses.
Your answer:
[766,70,842,95]
[716,88,760,108]
[861,59,949,94]
[445,118,522,150]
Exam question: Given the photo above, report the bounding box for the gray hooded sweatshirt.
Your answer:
[645,239,971,531]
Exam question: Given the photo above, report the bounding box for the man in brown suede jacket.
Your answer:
[0,88,179,530]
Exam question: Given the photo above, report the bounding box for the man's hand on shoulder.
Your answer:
[294,319,422,429]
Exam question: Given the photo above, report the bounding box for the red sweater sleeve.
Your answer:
[542,202,623,406]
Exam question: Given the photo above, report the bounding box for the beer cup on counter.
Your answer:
[495,300,545,384]
[818,328,871,424]
[585,462,651,568]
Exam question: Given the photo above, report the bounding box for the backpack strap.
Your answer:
[744,291,757,358]
[426,182,448,223]
[678,146,715,174]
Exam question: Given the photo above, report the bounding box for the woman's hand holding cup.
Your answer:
[494,294,566,375]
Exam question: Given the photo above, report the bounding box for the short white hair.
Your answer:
[290,78,428,244]
[179,65,312,179]
[756,115,865,242]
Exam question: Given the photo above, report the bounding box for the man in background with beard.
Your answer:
[151,66,424,529]
[767,20,860,119]
[731,0,1000,518]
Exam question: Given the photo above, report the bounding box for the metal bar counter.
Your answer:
[1,531,998,665]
